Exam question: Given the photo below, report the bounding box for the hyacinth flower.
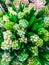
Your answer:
[44,17,49,28]
[43,5,49,16]
[29,0,46,11]
[13,19,29,37]
[13,0,22,11]
[4,21,14,30]
[27,57,42,65]
[5,0,46,11]
[13,0,29,10]
[1,30,12,50]
[5,0,11,4]
[12,40,21,50]
[32,25,49,42]
[30,34,43,47]
[0,1,49,65]
[18,6,35,20]
[37,28,49,42]
[1,53,11,65]
[3,15,9,22]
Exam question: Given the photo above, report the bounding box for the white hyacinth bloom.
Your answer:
[8,7,17,15]
[1,39,12,50]
[2,53,11,62]
[3,30,12,40]
[13,23,20,30]
[17,30,25,37]
[3,15,9,22]
[30,34,39,42]
[1,53,11,65]
[12,40,20,50]
[19,35,27,43]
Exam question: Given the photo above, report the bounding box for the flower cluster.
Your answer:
[0,1,49,65]
[5,0,46,11]
[30,34,43,47]
[1,53,11,65]
[1,30,12,50]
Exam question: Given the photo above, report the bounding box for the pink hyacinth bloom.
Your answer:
[30,0,46,11]
[13,0,21,10]
[5,0,9,4]
[22,0,29,4]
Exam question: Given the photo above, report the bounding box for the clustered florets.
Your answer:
[0,0,49,65]
[1,53,11,65]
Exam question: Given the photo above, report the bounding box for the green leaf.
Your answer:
[42,53,49,62]
[19,2,24,12]
[32,23,39,31]
[28,16,36,29]
[9,13,18,23]
[36,9,45,18]
[0,0,5,3]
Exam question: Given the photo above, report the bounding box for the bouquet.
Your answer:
[0,0,49,65]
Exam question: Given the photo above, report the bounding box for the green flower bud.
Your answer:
[38,28,47,35]
[43,31,49,42]
[19,19,29,28]
[36,38,43,47]
[27,57,42,65]
[44,17,49,28]
[4,21,14,30]
[43,6,49,16]
[12,40,21,50]
[38,28,49,42]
